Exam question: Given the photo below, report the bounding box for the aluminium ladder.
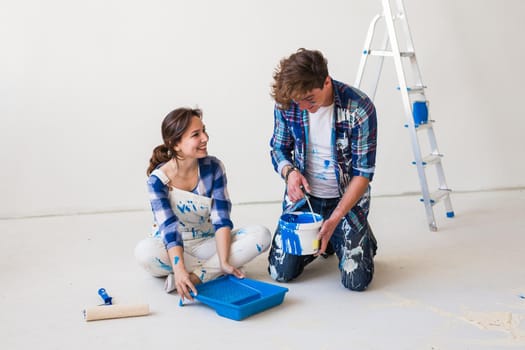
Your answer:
[354,0,454,231]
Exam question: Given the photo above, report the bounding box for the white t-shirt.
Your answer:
[305,104,340,198]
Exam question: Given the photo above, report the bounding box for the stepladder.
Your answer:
[355,0,454,231]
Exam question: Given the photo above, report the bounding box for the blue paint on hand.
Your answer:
[256,243,262,252]
[174,256,180,265]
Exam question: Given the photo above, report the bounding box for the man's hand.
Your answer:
[315,216,338,256]
[286,169,310,202]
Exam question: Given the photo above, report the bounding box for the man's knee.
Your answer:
[341,268,373,291]
[267,249,309,283]
[339,254,374,291]
[268,262,301,282]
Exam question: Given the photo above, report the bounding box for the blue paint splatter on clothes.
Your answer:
[177,203,189,213]
[177,200,199,214]
[156,258,172,271]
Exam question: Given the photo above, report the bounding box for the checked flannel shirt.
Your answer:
[147,156,233,250]
[270,78,377,210]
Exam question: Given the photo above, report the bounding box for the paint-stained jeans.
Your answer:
[268,195,377,291]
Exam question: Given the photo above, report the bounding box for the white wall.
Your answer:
[2,0,524,218]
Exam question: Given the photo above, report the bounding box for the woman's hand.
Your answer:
[214,227,244,279]
[220,261,245,279]
[174,269,198,301]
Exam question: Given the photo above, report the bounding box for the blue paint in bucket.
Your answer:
[279,212,323,256]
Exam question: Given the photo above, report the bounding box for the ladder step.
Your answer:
[404,120,434,129]
[415,120,433,129]
[400,51,415,57]
[396,85,426,93]
[407,85,426,93]
[420,189,452,205]
[365,50,415,57]
[412,154,442,167]
[422,154,443,165]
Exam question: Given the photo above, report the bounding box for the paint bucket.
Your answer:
[412,100,428,125]
[279,211,323,256]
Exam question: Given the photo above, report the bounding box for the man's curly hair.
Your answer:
[271,48,329,110]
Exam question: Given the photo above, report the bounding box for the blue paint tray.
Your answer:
[190,275,289,321]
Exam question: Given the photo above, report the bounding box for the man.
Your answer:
[268,48,378,291]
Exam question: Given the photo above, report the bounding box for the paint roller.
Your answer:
[83,303,150,321]
[82,288,150,321]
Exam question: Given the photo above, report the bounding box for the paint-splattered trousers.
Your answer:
[135,225,271,283]
[268,195,377,291]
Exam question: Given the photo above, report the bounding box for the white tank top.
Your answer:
[305,104,339,198]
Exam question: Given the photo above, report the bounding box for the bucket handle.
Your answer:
[301,186,319,223]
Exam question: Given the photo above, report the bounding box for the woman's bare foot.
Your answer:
[189,272,201,286]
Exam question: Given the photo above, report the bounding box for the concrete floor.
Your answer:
[1,189,524,349]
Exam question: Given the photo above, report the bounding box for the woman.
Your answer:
[135,107,271,301]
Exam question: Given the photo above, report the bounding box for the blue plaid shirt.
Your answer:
[270,79,377,204]
[147,156,233,250]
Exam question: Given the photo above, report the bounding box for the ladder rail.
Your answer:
[354,13,381,88]
[355,13,388,101]
[393,0,425,89]
[422,104,454,217]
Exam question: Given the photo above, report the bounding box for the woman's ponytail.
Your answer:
[147,144,171,176]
